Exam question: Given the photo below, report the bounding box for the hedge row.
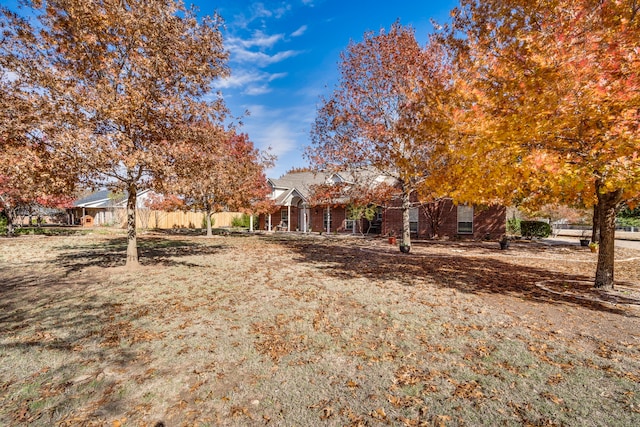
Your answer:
[520,220,551,238]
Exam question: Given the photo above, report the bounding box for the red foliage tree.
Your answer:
[308,23,454,251]
[165,126,273,237]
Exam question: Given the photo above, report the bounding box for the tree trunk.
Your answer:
[594,189,622,289]
[206,210,213,238]
[5,213,15,237]
[591,202,600,243]
[400,188,411,252]
[424,199,443,239]
[126,184,139,266]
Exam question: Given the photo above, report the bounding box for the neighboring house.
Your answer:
[69,189,240,229]
[69,189,153,226]
[257,170,506,239]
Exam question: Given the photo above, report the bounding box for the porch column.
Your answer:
[326,206,331,233]
[82,207,86,227]
[268,213,272,231]
[287,205,291,232]
[303,205,307,233]
[249,214,254,232]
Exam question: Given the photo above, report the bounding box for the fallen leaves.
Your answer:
[2,234,640,426]
[451,380,485,400]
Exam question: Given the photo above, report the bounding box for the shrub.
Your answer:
[520,220,551,238]
[202,215,215,229]
[506,217,521,235]
[618,217,640,228]
[231,214,251,228]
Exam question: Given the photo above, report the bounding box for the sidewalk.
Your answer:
[554,229,640,242]
[545,236,640,250]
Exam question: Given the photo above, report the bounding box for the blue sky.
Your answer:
[208,0,458,177]
[5,0,459,178]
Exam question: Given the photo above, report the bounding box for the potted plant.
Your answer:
[499,235,510,250]
[589,241,599,253]
[399,243,411,253]
[579,230,590,247]
[388,234,397,245]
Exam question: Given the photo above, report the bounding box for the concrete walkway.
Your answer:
[544,236,640,251]
[554,229,640,241]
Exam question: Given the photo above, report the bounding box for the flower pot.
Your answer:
[499,241,509,250]
[388,237,397,245]
[399,244,410,253]
[580,239,590,247]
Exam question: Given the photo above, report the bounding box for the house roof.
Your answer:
[73,190,118,208]
[268,168,397,207]
[73,189,151,209]
[269,171,328,202]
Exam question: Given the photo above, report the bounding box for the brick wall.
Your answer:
[381,198,505,239]
[259,199,506,239]
[309,206,347,233]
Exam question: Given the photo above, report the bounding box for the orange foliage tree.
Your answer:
[307,23,454,251]
[446,0,640,288]
[1,0,229,264]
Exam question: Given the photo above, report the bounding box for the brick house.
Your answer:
[258,170,506,239]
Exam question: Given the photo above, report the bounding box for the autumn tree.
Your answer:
[166,126,273,237]
[446,0,640,288]
[307,170,395,234]
[0,64,77,235]
[1,0,229,264]
[308,23,454,251]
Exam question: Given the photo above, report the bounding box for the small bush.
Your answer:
[506,217,521,235]
[520,221,551,238]
[202,215,215,229]
[231,214,251,228]
[618,217,640,228]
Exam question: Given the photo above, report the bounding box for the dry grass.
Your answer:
[0,232,639,426]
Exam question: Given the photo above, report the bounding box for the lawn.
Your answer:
[0,232,639,426]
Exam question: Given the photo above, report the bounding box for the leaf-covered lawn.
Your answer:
[1,232,639,426]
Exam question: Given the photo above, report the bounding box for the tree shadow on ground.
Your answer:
[0,271,140,424]
[271,237,639,316]
[53,236,228,273]
[147,228,253,237]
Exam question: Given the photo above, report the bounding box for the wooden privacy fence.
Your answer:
[134,210,241,230]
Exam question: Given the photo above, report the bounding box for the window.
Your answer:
[345,219,355,232]
[376,207,383,222]
[323,207,332,232]
[409,207,419,234]
[457,205,473,234]
[280,209,288,228]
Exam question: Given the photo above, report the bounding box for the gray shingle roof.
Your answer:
[269,171,328,201]
[269,168,397,206]
[73,190,125,208]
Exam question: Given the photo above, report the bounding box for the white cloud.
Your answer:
[244,85,272,96]
[291,25,308,37]
[214,70,287,96]
[232,49,302,66]
[232,2,292,28]
[229,31,284,49]
[225,30,302,67]
[255,122,299,158]
[1,69,19,83]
